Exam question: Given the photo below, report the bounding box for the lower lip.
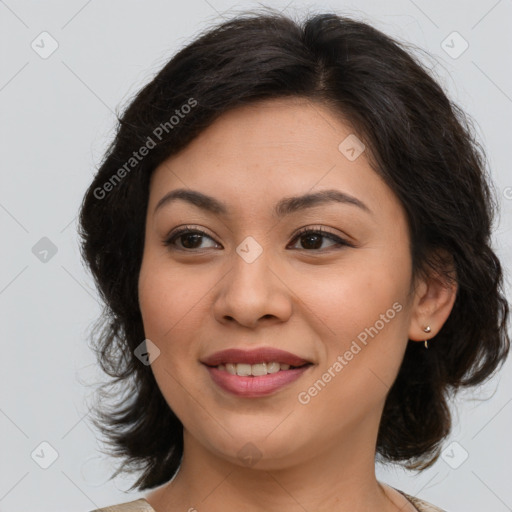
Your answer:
[204,364,312,397]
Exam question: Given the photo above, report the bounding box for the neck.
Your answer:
[145,409,407,512]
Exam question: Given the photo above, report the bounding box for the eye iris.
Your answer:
[181,233,203,249]
[301,233,323,250]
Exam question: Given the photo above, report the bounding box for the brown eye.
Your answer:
[163,227,219,251]
[163,225,353,253]
[289,227,352,251]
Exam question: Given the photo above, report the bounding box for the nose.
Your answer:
[212,247,293,330]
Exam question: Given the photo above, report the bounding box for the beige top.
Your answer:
[89,487,448,512]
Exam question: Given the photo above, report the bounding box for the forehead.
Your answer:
[148,97,400,221]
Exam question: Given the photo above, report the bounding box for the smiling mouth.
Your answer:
[207,361,312,377]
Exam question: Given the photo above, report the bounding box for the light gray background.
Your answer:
[1,1,511,511]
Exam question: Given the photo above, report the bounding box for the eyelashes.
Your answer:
[162,225,354,253]
[163,226,219,251]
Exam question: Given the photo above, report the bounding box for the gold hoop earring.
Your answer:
[423,325,432,349]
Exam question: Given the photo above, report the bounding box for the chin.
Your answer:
[201,424,311,471]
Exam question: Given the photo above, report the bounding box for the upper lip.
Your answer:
[201,347,312,367]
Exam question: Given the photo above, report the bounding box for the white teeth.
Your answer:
[216,361,298,376]
[251,363,268,376]
[267,362,281,373]
[236,363,252,376]
[225,363,236,375]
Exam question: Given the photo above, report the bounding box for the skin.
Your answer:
[138,97,457,512]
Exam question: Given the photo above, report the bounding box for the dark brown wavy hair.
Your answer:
[78,8,510,491]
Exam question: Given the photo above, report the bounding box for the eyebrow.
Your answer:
[154,188,372,217]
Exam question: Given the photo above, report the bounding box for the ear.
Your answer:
[408,249,458,344]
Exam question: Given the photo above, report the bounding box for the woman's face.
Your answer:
[138,97,423,469]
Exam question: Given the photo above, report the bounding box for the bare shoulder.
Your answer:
[89,498,156,512]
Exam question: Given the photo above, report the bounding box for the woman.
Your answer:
[79,9,510,512]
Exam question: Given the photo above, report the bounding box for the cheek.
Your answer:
[303,247,412,397]
[138,254,210,341]
[301,249,411,338]
[138,259,207,414]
